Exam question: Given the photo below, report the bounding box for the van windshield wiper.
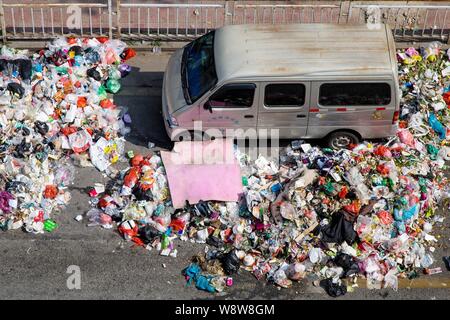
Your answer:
[181,46,192,104]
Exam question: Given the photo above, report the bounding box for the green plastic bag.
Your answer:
[426,144,439,160]
[97,85,108,100]
[108,68,122,80]
[105,78,121,93]
[55,66,68,75]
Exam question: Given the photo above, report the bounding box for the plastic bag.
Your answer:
[105,78,121,93]
[120,48,136,61]
[87,67,101,81]
[397,129,415,147]
[0,191,15,213]
[374,145,392,158]
[118,64,131,78]
[86,208,112,228]
[280,201,296,221]
[321,278,347,297]
[7,82,25,98]
[68,129,92,153]
[97,85,108,100]
[428,113,447,140]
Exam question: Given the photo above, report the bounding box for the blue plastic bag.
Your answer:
[195,275,216,293]
[429,113,447,140]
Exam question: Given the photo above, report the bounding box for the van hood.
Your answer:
[163,48,187,114]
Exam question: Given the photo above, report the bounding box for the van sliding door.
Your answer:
[257,82,310,139]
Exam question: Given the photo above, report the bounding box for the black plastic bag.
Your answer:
[321,211,358,245]
[206,236,224,248]
[132,187,153,201]
[444,256,450,271]
[7,82,25,98]
[221,250,241,275]
[5,180,26,192]
[13,140,31,158]
[16,59,32,80]
[69,45,83,56]
[87,67,101,81]
[0,59,8,72]
[321,278,347,297]
[35,121,49,135]
[139,224,160,244]
[194,200,212,217]
[334,252,360,277]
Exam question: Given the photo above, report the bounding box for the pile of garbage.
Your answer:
[84,42,450,296]
[0,37,134,233]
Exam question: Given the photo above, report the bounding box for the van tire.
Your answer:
[326,131,360,149]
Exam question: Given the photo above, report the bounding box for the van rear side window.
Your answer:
[264,83,305,107]
[319,83,391,106]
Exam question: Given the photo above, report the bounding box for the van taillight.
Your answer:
[392,111,399,124]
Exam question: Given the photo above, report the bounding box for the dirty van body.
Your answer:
[162,24,400,149]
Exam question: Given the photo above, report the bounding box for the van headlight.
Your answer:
[168,114,179,128]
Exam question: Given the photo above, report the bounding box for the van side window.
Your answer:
[264,84,305,107]
[209,83,256,108]
[319,83,391,106]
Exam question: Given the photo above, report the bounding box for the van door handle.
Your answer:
[296,114,306,118]
[244,115,254,118]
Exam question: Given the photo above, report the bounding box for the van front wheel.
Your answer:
[326,131,359,150]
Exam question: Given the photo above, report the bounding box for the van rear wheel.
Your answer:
[326,131,359,150]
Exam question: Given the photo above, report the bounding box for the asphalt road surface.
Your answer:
[0,51,449,300]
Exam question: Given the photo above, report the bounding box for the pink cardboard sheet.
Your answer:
[160,139,242,208]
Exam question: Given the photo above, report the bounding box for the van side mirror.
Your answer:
[204,100,213,113]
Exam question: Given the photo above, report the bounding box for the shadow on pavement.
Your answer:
[115,66,174,150]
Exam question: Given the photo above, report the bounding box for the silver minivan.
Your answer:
[162,24,400,148]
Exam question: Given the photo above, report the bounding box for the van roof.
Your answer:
[213,24,396,81]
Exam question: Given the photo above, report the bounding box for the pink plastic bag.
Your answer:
[104,48,118,65]
[397,129,415,148]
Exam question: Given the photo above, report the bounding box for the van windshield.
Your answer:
[182,31,217,104]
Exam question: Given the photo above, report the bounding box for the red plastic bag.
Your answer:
[376,164,390,176]
[61,126,77,136]
[120,48,136,61]
[131,154,144,167]
[118,220,139,240]
[374,145,392,158]
[443,92,450,106]
[377,210,393,225]
[67,37,77,45]
[124,167,140,188]
[43,185,58,199]
[99,99,115,109]
[77,96,87,108]
[338,186,348,199]
[96,36,109,43]
[343,200,361,215]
